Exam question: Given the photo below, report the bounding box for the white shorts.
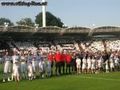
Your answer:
[28,73,33,77]
[87,64,91,69]
[82,64,86,69]
[110,63,114,68]
[28,65,33,77]
[91,64,95,69]
[98,63,102,68]
[76,64,81,68]
[13,69,20,77]
[4,61,11,73]
[105,65,109,70]
[12,64,20,76]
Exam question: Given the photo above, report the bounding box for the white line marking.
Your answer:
[79,76,120,82]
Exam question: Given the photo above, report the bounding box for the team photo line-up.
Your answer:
[0,40,120,82]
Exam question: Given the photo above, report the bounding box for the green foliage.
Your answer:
[0,18,14,26]
[16,18,34,26]
[35,12,64,27]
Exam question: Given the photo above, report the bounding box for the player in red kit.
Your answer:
[61,50,66,74]
[66,51,72,74]
[55,50,62,76]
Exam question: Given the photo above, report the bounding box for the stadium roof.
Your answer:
[0,25,120,40]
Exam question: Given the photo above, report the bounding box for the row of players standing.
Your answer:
[3,50,51,82]
[2,49,120,82]
[49,50,120,75]
[3,49,76,82]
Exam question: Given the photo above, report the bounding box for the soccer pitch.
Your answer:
[0,64,120,90]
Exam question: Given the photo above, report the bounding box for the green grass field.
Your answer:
[0,64,120,90]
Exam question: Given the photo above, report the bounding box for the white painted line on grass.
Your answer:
[79,76,120,82]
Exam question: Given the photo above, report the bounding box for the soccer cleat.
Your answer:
[29,77,32,80]
[30,77,33,80]
[106,71,109,73]
[3,79,5,83]
[42,74,45,78]
[8,78,11,81]
[33,76,36,79]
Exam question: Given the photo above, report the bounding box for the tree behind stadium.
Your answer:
[35,11,64,27]
[16,18,34,26]
[0,18,14,26]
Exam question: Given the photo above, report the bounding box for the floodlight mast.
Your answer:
[88,24,95,37]
[42,0,46,27]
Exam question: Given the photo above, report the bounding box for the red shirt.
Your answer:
[48,54,54,62]
[66,54,72,64]
[55,52,61,62]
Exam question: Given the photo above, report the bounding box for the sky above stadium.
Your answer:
[0,0,120,27]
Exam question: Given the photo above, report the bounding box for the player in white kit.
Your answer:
[3,51,12,82]
[82,56,87,73]
[12,51,20,81]
[109,55,115,72]
[105,60,109,73]
[91,56,96,74]
[20,52,27,79]
[114,55,120,71]
[27,51,35,79]
[87,56,92,73]
[32,53,38,79]
[97,56,103,72]
[35,52,42,77]
[27,61,34,80]
[12,60,20,82]
[39,55,46,78]
[76,56,81,74]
